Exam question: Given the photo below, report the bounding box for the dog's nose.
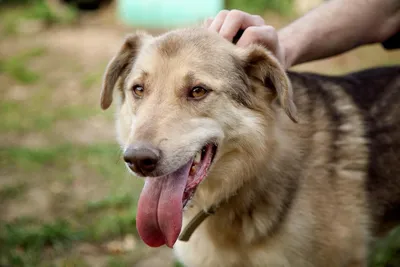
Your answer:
[123,143,160,175]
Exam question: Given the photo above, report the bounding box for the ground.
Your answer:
[0,2,399,267]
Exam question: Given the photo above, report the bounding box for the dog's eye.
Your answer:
[189,86,208,99]
[132,85,144,98]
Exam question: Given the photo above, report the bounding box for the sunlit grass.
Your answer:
[0,98,99,133]
[0,0,78,38]
[0,47,46,84]
[0,183,28,202]
[0,143,144,266]
[0,219,81,266]
[227,0,294,15]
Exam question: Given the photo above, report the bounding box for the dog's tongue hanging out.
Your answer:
[136,161,193,248]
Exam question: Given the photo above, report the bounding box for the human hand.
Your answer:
[204,10,286,67]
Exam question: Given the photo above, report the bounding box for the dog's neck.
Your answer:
[180,119,306,244]
[179,205,217,242]
[210,165,300,245]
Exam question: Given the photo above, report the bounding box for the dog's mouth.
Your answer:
[183,144,217,208]
[136,143,217,248]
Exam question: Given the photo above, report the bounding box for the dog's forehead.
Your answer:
[159,29,232,52]
[141,29,237,64]
[132,29,243,82]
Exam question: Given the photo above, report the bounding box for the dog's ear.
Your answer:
[242,45,298,123]
[100,32,152,110]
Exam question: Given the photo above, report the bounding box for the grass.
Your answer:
[0,204,138,266]
[0,219,81,267]
[0,48,106,135]
[174,261,185,267]
[82,70,104,88]
[0,95,99,134]
[370,228,400,267]
[86,194,135,212]
[0,47,47,84]
[106,256,129,267]
[0,0,78,37]
[0,143,125,178]
[226,0,294,15]
[23,0,78,26]
[0,143,145,266]
[0,183,28,202]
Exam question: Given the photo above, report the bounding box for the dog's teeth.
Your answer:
[190,166,197,176]
[194,151,201,164]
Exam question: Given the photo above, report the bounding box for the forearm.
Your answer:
[279,0,400,68]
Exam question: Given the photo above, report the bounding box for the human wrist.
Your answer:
[278,28,299,69]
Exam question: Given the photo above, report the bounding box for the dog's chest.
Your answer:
[173,225,294,267]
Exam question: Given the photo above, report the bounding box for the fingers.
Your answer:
[208,10,230,32]
[219,10,264,41]
[236,25,285,66]
[236,25,278,52]
[205,10,284,64]
[207,10,265,42]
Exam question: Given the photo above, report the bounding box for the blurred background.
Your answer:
[0,0,399,266]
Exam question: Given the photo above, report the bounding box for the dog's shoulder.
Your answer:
[288,66,400,111]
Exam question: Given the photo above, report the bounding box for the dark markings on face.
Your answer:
[224,55,253,108]
[117,58,135,104]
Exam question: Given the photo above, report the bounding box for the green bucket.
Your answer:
[117,0,224,28]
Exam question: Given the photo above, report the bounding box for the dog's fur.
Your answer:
[100,28,400,267]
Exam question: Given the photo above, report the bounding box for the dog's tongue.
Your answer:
[136,161,192,248]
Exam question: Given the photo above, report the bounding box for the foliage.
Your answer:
[226,0,294,15]
[0,47,46,84]
[0,0,78,35]
[0,219,81,266]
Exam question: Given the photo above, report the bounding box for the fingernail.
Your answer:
[203,17,214,27]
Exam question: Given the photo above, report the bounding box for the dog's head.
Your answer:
[101,28,297,248]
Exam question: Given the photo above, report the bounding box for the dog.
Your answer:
[100,28,400,267]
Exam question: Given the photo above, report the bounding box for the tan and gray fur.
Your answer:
[100,28,400,267]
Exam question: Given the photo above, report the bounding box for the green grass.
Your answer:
[0,183,28,202]
[106,256,130,267]
[0,199,139,266]
[0,47,46,84]
[369,227,400,267]
[85,212,137,242]
[0,0,78,37]
[174,261,185,267]
[0,143,121,174]
[226,0,294,15]
[0,143,145,266]
[0,219,81,267]
[0,142,139,196]
[0,98,99,133]
[24,0,78,25]
[82,71,103,88]
[86,194,136,212]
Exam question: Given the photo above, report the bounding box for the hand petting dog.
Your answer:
[204,10,286,67]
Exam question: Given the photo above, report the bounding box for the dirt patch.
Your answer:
[44,26,125,66]
[53,115,115,145]
[4,186,52,221]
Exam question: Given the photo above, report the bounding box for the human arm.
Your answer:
[279,0,400,68]
[206,0,400,69]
